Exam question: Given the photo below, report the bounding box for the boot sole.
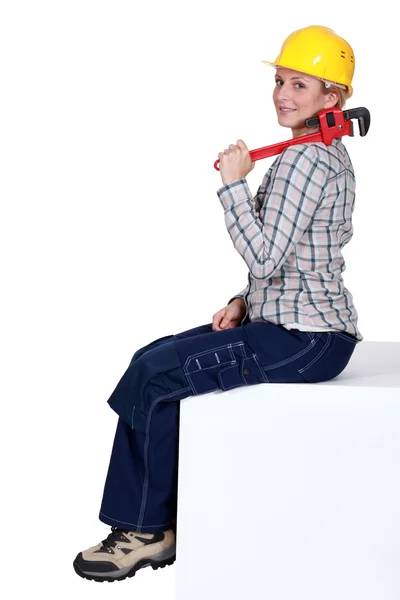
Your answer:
[73,549,176,582]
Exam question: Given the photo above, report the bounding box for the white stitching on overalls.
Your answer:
[333,332,358,344]
[137,386,191,529]
[183,342,244,370]
[298,335,332,373]
[183,343,244,391]
[218,363,240,391]
[252,353,270,383]
[262,335,321,371]
[228,343,236,362]
[99,511,172,530]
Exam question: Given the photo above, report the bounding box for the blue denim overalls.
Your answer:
[99,318,359,533]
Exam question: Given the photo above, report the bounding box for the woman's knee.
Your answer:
[128,324,213,366]
[129,334,176,365]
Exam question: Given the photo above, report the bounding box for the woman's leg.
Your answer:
[127,323,213,365]
[74,320,359,581]
[99,403,180,534]
[101,321,359,533]
[73,328,213,582]
[98,326,216,532]
[99,321,312,533]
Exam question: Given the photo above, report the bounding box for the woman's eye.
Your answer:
[295,83,304,89]
[275,80,283,86]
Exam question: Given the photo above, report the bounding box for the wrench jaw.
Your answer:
[306,106,371,139]
[343,107,370,137]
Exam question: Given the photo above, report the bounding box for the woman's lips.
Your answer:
[279,107,296,113]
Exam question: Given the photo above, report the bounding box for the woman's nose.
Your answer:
[276,84,290,101]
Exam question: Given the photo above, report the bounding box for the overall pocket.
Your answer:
[298,334,358,383]
[218,352,269,391]
[184,341,267,395]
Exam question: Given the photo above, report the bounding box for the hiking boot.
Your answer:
[73,526,176,582]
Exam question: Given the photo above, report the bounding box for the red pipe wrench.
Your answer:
[213,106,370,171]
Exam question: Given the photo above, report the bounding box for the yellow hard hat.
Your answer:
[261,25,355,98]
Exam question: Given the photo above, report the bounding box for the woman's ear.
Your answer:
[325,89,340,108]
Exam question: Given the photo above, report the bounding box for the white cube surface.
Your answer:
[176,341,400,600]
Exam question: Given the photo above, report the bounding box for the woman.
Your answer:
[73,25,362,582]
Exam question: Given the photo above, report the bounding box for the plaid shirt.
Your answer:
[217,138,363,341]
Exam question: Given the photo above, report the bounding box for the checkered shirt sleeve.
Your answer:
[217,143,328,280]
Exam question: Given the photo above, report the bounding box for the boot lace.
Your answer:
[100,526,130,551]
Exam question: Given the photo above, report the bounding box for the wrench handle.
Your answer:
[214,133,323,171]
[214,106,370,171]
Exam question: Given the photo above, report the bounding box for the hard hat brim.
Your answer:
[261,60,277,68]
[261,59,353,99]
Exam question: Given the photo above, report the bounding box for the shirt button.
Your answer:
[243,368,250,375]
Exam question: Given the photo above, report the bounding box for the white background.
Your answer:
[0,1,395,598]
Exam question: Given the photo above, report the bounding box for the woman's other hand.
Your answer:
[212,298,247,331]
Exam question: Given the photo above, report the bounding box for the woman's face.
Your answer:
[272,67,338,138]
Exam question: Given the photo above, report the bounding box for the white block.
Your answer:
[176,341,400,600]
